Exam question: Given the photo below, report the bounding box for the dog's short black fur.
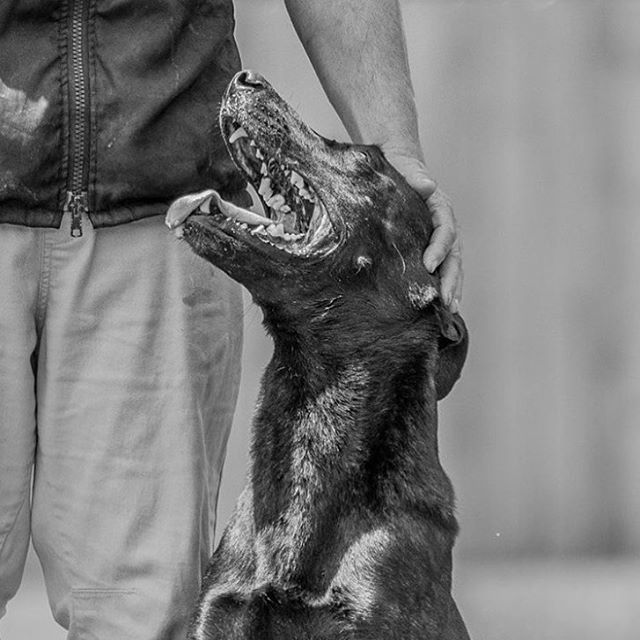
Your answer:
[168,71,470,640]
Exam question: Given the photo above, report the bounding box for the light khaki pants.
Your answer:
[0,212,243,639]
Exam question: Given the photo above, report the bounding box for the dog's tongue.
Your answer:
[165,189,272,230]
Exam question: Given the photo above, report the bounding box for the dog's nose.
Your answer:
[234,70,267,90]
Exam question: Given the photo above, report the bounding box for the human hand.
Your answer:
[383,150,463,313]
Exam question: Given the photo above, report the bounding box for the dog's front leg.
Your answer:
[187,486,258,640]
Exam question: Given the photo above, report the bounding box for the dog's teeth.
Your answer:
[267,194,285,210]
[240,222,249,230]
[228,127,248,144]
[281,205,291,213]
[249,139,256,147]
[251,224,266,236]
[290,171,304,188]
[255,148,264,160]
[260,162,268,176]
[266,222,285,238]
[258,177,273,199]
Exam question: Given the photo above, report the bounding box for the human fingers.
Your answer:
[422,187,456,272]
[437,237,463,311]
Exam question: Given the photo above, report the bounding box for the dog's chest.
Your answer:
[251,363,372,582]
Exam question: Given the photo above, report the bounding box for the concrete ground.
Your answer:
[2,550,640,639]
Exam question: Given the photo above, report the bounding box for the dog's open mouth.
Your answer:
[223,122,334,253]
[166,91,338,257]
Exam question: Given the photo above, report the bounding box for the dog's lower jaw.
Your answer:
[190,341,461,640]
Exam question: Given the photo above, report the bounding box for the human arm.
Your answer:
[284,0,462,309]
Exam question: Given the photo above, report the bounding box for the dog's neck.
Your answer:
[248,330,455,585]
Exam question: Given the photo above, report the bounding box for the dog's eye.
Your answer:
[354,148,386,172]
[354,150,372,163]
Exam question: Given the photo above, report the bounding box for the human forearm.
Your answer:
[284,0,423,160]
[284,0,462,310]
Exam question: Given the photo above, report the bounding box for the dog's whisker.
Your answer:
[391,241,407,275]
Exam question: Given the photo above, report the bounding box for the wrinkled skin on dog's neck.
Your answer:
[175,72,469,640]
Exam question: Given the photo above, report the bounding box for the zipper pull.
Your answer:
[65,190,87,238]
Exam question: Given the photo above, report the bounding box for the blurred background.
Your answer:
[2,0,640,638]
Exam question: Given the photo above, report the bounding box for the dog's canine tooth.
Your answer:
[228,126,248,144]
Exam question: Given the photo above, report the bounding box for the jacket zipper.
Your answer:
[65,0,91,238]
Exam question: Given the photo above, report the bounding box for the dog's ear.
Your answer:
[434,305,468,400]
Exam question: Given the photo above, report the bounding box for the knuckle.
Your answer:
[428,187,453,211]
[439,225,457,246]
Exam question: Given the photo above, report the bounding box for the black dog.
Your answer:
[167,70,470,640]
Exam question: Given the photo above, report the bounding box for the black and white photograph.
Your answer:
[0,1,638,639]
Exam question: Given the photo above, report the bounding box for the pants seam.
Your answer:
[35,229,52,333]
[0,491,30,563]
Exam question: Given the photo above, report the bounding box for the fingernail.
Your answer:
[450,298,460,314]
[423,178,437,196]
[425,258,437,273]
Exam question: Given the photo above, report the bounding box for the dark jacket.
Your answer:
[0,0,244,234]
